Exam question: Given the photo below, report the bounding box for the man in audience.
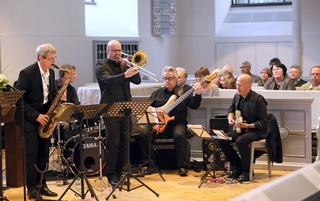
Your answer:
[218,74,268,182]
[222,64,234,75]
[239,61,263,85]
[300,66,320,90]
[289,64,307,87]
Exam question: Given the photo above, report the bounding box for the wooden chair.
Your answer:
[249,139,272,181]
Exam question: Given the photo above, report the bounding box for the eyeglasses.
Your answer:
[163,76,176,81]
[45,57,56,62]
[109,49,121,52]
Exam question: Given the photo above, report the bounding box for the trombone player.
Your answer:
[96,40,141,187]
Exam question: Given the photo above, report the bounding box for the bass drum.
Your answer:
[63,135,106,175]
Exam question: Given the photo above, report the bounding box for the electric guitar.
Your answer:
[152,69,220,133]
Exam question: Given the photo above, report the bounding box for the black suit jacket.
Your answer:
[96,59,141,105]
[15,62,56,131]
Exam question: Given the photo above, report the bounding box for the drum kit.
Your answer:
[48,116,109,191]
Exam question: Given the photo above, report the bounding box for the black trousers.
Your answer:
[218,130,262,172]
[138,123,190,169]
[104,116,131,177]
[24,126,50,189]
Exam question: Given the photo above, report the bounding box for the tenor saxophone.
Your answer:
[38,77,71,138]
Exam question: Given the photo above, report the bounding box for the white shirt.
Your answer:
[38,61,50,104]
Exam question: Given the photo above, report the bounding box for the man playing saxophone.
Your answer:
[15,43,58,199]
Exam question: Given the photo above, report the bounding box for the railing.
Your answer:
[231,0,292,7]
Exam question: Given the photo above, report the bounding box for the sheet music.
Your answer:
[212,129,232,140]
[187,124,211,139]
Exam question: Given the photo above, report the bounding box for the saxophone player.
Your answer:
[15,43,58,199]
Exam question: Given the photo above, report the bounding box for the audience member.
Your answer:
[194,66,215,96]
[289,64,307,87]
[300,66,320,90]
[259,68,272,86]
[264,64,295,90]
[239,61,263,85]
[218,70,236,89]
[176,67,188,88]
[222,64,234,75]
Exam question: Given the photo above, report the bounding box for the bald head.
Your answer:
[107,40,122,61]
[236,74,252,96]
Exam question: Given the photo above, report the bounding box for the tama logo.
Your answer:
[83,142,98,149]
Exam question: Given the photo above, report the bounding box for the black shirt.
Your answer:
[150,85,202,126]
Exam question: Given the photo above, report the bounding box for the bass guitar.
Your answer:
[152,69,220,133]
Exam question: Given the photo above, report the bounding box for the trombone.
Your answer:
[120,51,159,82]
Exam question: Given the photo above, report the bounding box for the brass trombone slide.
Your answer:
[120,51,159,82]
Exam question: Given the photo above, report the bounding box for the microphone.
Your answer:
[52,64,60,70]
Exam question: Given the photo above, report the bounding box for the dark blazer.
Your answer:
[266,113,283,163]
[15,62,56,131]
[96,59,141,105]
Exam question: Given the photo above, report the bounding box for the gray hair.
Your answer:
[176,67,188,78]
[290,64,303,74]
[163,66,177,78]
[241,61,251,68]
[36,43,56,60]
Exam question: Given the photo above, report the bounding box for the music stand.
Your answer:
[135,110,165,181]
[104,101,159,200]
[193,126,229,188]
[57,104,108,201]
[0,91,24,201]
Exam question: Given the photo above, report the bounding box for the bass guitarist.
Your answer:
[139,66,202,177]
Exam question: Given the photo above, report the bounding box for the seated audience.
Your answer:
[194,66,216,97]
[264,64,296,90]
[218,74,268,182]
[218,70,236,89]
[239,61,263,85]
[300,66,320,90]
[259,67,272,86]
[289,64,307,87]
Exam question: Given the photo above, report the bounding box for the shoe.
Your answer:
[27,187,37,199]
[227,167,242,179]
[238,172,250,183]
[107,175,120,188]
[41,185,58,197]
[178,167,188,177]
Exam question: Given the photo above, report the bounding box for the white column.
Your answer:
[292,0,302,65]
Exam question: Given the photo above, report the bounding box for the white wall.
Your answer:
[301,0,320,74]
[1,0,320,88]
[0,0,92,88]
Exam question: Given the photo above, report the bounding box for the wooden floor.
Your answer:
[3,169,291,201]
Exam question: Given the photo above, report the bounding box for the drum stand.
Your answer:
[92,116,111,192]
[58,104,107,201]
[48,122,69,185]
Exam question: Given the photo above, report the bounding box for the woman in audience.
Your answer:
[194,66,215,96]
[218,70,236,89]
[259,67,272,86]
[264,64,296,90]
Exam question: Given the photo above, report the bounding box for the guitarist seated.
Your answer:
[138,66,202,177]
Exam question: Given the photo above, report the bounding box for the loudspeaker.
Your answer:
[202,139,227,171]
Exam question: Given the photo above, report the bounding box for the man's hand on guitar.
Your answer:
[193,82,202,95]
[36,114,49,126]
